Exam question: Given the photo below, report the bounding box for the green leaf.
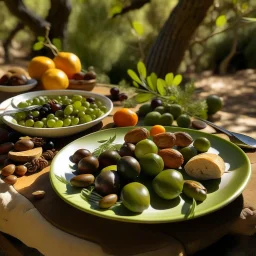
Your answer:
[150,72,158,90]
[33,42,44,51]
[127,69,142,85]
[157,78,166,96]
[55,175,69,185]
[173,74,183,86]
[37,36,45,42]
[216,15,227,27]
[133,81,139,88]
[135,93,154,103]
[242,17,256,23]
[165,73,174,86]
[241,3,248,11]
[132,21,144,36]
[147,76,156,91]
[97,139,108,143]
[232,0,237,4]
[52,38,62,51]
[137,61,147,79]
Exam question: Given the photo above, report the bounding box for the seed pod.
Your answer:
[183,180,207,202]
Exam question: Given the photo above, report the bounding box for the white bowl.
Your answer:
[0,79,37,93]
[1,90,113,138]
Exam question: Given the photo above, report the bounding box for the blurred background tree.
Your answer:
[0,0,256,83]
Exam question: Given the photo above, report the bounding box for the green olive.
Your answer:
[183,180,207,202]
[121,182,150,213]
[139,153,164,177]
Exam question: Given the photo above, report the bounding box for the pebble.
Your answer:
[192,120,207,130]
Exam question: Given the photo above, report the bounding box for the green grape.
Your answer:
[18,120,26,126]
[80,115,92,124]
[72,109,79,116]
[78,111,86,118]
[82,101,90,108]
[73,101,82,109]
[63,99,72,105]
[95,110,104,118]
[95,100,103,106]
[54,120,63,128]
[17,112,26,120]
[25,119,34,127]
[72,95,83,102]
[32,97,40,105]
[14,112,23,121]
[47,113,55,119]
[41,118,47,124]
[64,105,73,115]
[78,106,86,112]
[91,114,96,120]
[34,121,44,128]
[71,117,79,126]
[100,106,107,112]
[85,108,94,115]
[53,117,59,121]
[61,95,68,100]
[47,119,56,128]
[63,118,71,127]
[55,110,64,118]
[39,96,46,105]
[26,100,33,106]
[89,103,97,109]
[11,119,18,124]
[18,102,29,108]
[32,111,40,117]
[81,97,86,103]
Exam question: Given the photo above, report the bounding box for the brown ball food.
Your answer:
[84,71,97,80]
[14,139,34,152]
[78,155,99,174]
[9,74,28,86]
[72,149,92,163]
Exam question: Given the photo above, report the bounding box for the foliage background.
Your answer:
[1,0,256,83]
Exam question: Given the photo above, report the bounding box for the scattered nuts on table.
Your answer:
[32,190,46,199]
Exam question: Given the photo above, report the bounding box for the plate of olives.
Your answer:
[0,72,37,93]
[50,126,251,223]
[0,90,113,137]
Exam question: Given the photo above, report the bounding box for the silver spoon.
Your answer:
[0,105,42,117]
[196,117,256,149]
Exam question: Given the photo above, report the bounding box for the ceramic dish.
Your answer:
[50,126,251,223]
[0,79,37,93]
[0,90,113,138]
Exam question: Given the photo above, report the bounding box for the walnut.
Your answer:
[24,157,49,173]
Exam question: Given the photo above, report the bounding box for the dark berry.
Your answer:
[119,93,128,101]
[0,74,11,85]
[9,74,28,86]
[151,98,163,109]
[43,103,51,109]
[72,72,85,80]
[51,103,62,113]
[41,107,49,113]
[86,97,95,103]
[110,87,120,97]
[84,71,97,80]
[26,114,34,120]
[43,141,55,150]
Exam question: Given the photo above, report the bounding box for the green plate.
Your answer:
[50,127,251,223]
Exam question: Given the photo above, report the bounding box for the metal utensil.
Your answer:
[0,105,41,117]
[196,117,256,149]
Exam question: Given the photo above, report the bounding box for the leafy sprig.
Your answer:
[92,135,122,157]
[126,61,207,118]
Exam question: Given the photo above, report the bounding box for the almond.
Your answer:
[124,127,150,144]
[158,148,184,168]
[153,132,176,149]
[174,132,193,147]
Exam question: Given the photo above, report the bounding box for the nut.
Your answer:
[15,165,27,176]
[1,164,16,177]
[158,148,184,168]
[152,132,176,149]
[174,132,193,147]
[4,175,17,185]
[32,190,46,199]
[124,127,149,144]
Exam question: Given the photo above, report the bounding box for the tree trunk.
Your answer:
[146,0,214,77]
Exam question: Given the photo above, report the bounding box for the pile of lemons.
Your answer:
[28,52,81,90]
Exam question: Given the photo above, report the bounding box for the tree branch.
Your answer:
[113,0,150,17]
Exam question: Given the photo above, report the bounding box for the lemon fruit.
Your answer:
[41,68,69,90]
[28,56,55,79]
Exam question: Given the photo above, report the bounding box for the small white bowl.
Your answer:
[0,79,37,93]
[1,90,113,138]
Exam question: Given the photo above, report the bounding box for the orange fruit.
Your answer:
[28,56,55,79]
[53,52,81,78]
[113,108,138,127]
[150,125,166,136]
[41,68,69,90]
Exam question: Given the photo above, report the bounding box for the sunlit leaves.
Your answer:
[133,81,139,88]
[216,15,227,27]
[37,36,45,42]
[147,76,155,91]
[108,3,123,18]
[157,78,166,96]
[150,72,158,91]
[52,38,62,51]
[135,93,153,103]
[242,17,256,23]
[165,73,174,86]
[137,61,147,79]
[173,74,183,86]
[33,42,44,51]
[127,69,143,85]
[132,21,144,36]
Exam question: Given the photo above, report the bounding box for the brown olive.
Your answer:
[1,164,16,177]
[15,165,27,176]
[14,139,34,152]
[84,71,97,80]
[72,72,85,80]
[119,143,135,157]
[4,175,17,185]
[72,149,92,163]
[0,73,11,85]
[9,74,28,86]
[0,142,14,155]
[0,154,8,164]
[99,194,118,209]
[70,174,95,188]
[78,155,99,174]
